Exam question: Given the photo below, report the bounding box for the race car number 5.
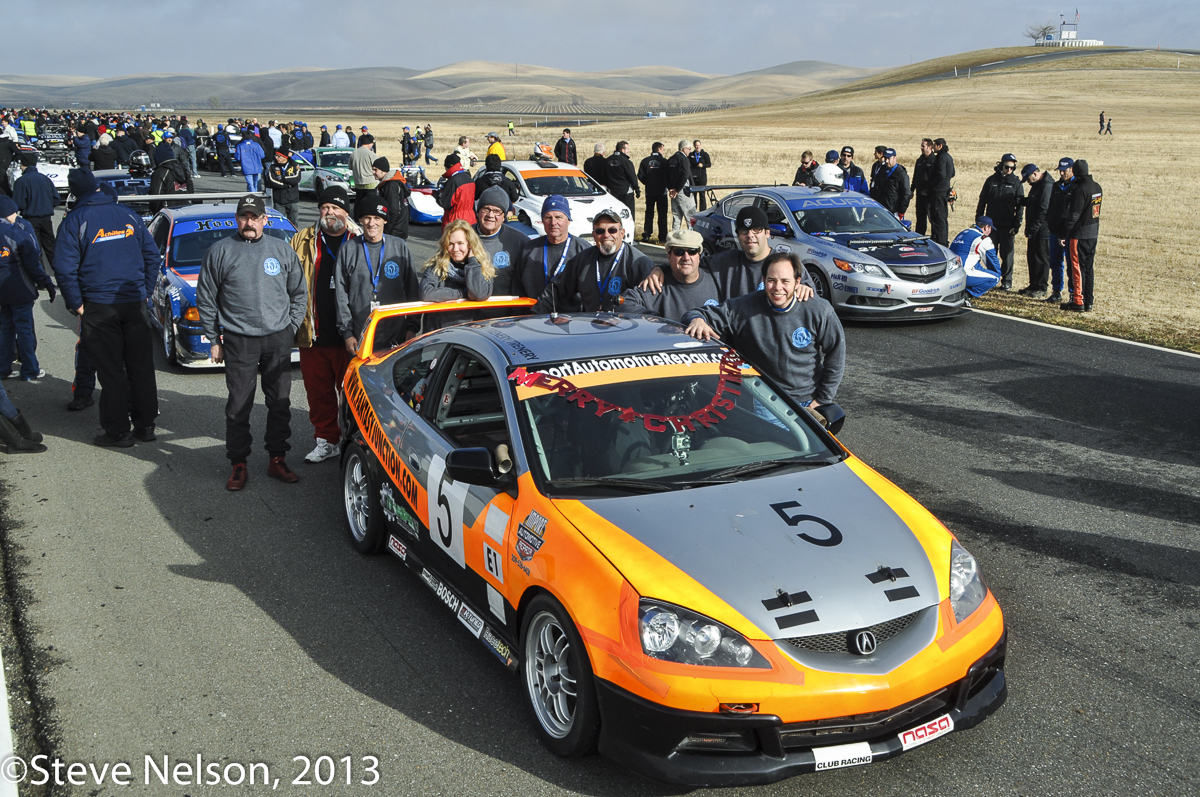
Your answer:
[427,455,469,568]
[770,501,843,547]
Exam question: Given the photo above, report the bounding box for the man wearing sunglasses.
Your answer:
[619,229,718,321]
[975,153,1024,291]
[532,209,653,314]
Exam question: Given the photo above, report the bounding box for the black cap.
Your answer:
[1021,164,1039,182]
[444,153,461,167]
[354,193,388,221]
[317,185,350,211]
[841,145,854,156]
[372,156,390,171]
[236,194,266,216]
[735,206,770,232]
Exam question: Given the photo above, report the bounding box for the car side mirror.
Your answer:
[814,403,845,436]
[769,224,792,238]
[446,447,512,487]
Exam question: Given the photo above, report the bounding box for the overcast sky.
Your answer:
[9,0,1197,77]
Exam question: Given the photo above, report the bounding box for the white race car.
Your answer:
[7,153,69,195]
[500,160,635,242]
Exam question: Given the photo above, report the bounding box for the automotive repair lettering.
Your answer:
[346,372,418,506]
[508,350,746,434]
[538,350,723,378]
[515,511,548,561]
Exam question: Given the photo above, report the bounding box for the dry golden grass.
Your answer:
[993,50,1200,73]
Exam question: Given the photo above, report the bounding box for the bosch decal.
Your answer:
[421,568,461,614]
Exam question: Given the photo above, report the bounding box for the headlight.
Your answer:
[833,258,886,277]
[949,540,987,622]
[619,207,631,219]
[638,599,771,668]
[947,255,963,272]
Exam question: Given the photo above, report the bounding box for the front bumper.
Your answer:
[831,270,968,320]
[596,630,1007,786]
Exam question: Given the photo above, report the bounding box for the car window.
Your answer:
[431,350,510,451]
[720,194,755,219]
[168,226,293,269]
[792,204,906,235]
[150,216,169,254]
[318,151,351,168]
[521,173,603,197]
[391,343,447,412]
[502,169,521,194]
[758,198,789,227]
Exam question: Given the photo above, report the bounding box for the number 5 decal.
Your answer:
[770,501,843,547]
[427,455,469,568]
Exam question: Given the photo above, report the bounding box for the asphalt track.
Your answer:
[0,174,1197,795]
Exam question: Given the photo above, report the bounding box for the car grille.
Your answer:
[890,263,947,284]
[777,687,951,750]
[785,611,919,654]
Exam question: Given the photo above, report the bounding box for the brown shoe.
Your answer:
[226,462,248,491]
[267,456,300,483]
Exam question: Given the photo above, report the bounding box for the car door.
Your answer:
[756,195,797,240]
[148,215,170,321]
[403,346,517,629]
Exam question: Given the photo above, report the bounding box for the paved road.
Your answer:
[0,175,1197,795]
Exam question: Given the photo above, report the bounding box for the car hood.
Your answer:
[564,462,940,639]
[812,232,947,267]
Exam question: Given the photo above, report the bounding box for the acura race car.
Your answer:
[693,187,968,320]
[336,303,1007,785]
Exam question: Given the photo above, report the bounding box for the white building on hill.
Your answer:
[1035,18,1104,47]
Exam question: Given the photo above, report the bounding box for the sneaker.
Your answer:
[0,372,12,380]
[1000,283,1014,292]
[66,394,94,411]
[1017,286,1036,296]
[94,432,135,448]
[226,462,248,492]
[19,370,46,381]
[133,425,156,442]
[1044,292,1062,303]
[304,438,339,464]
[1061,303,1084,313]
[267,456,300,483]
[1027,289,1048,299]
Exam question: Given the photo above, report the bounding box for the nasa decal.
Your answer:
[493,251,510,268]
[791,326,813,349]
[263,257,281,276]
[384,260,400,279]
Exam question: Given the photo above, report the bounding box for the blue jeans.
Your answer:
[186,144,198,176]
[424,145,436,165]
[244,173,261,192]
[0,303,39,378]
[0,381,17,420]
[1048,237,1071,299]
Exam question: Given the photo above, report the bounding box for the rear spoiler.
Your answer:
[357,296,536,360]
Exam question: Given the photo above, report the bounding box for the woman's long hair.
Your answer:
[424,219,494,281]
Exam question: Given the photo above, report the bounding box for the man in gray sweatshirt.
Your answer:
[683,250,844,409]
[197,195,308,490]
[619,228,719,321]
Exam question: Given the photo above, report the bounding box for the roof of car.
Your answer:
[456,314,725,368]
[162,203,288,221]
[502,160,585,174]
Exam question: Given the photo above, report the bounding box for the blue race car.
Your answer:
[691,186,968,321]
[145,204,298,367]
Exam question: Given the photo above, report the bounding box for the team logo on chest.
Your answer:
[263,257,281,276]
[384,260,400,279]
[792,327,813,349]
[607,276,622,296]
[493,251,510,268]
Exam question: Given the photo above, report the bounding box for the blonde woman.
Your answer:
[420,219,495,328]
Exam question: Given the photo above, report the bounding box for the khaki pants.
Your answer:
[671,191,696,232]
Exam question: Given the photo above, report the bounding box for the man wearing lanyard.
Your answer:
[334,194,420,357]
[515,195,587,300]
[291,186,361,465]
[533,209,654,314]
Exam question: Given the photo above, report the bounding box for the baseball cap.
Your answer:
[883,147,897,158]
[592,208,622,225]
[335,124,342,129]
[1001,153,1016,163]
[841,145,854,156]
[354,194,388,220]
[317,185,350,211]
[1057,157,1074,171]
[361,126,368,131]
[976,215,994,228]
[403,126,410,131]
[825,150,839,163]
[487,131,497,138]
[541,194,571,220]
[320,125,327,130]
[1021,164,1039,182]
[664,229,703,250]
[735,206,770,232]
[236,194,266,217]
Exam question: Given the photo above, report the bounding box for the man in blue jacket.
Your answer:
[0,195,56,381]
[12,151,61,267]
[235,133,265,193]
[52,169,161,447]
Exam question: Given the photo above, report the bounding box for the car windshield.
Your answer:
[521,173,604,197]
[169,226,293,269]
[512,350,839,493]
[318,151,352,168]
[792,204,907,235]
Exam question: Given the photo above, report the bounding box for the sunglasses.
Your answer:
[593,226,622,235]
[1002,164,1015,170]
[670,247,701,256]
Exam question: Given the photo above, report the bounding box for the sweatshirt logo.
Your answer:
[704,298,719,307]
[263,257,281,276]
[91,224,135,243]
[607,276,622,296]
[384,260,399,279]
[493,251,510,268]
[792,327,813,349]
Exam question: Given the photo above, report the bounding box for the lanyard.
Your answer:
[542,235,571,281]
[595,243,625,298]
[361,238,385,291]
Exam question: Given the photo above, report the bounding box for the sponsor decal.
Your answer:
[515,511,547,561]
[0,247,9,258]
[482,625,516,668]
[487,328,538,361]
[898,246,915,252]
[885,283,892,294]
[384,260,400,279]
[742,217,753,228]
[832,283,859,294]
[673,340,704,348]
[786,195,876,210]
[805,247,827,258]
[263,257,281,276]
[535,350,722,379]
[812,741,874,771]
[510,553,531,576]
[344,372,419,508]
[899,714,953,751]
[380,483,419,537]
[830,273,847,282]
[863,286,887,293]
[493,251,510,268]
[91,224,136,243]
[911,286,939,295]
[186,218,248,233]
[457,603,485,638]
[914,306,934,312]
[420,568,461,614]
[483,543,504,583]
[486,584,506,620]
[791,327,813,349]
[774,244,791,253]
[387,534,407,561]
[899,252,924,258]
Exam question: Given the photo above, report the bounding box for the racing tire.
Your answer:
[808,266,831,302]
[342,443,385,555]
[521,595,600,758]
[162,319,179,367]
[518,211,531,227]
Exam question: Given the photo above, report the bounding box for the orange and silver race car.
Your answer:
[339,300,1007,786]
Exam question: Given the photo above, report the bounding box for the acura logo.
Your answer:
[919,265,929,275]
[852,630,877,655]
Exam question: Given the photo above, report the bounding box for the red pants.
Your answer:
[299,345,352,444]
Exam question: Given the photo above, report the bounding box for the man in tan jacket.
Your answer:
[290,186,362,464]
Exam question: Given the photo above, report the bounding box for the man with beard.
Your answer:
[515,195,588,300]
[473,186,528,297]
[619,228,718,321]
[291,186,361,464]
[533,209,653,314]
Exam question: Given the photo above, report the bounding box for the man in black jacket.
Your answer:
[583,143,607,187]
[473,153,519,206]
[975,153,1024,290]
[1058,159,1102,312]
[605,140,639,217]
[1018,164,1054,297]
[553,128,577,165]
[637,143,668,243]
[533,209,653,314]
[0,135,19,196]
[912,138,934,235]
[148,144,195,214]
[792,151,818,187]
[1044,158,1075,304]
[690,140,711,210]
[667,140,695,233]
[263,144,302,226]
[372,157,411,240]
[928,138,955,246]
[870,148,911,218]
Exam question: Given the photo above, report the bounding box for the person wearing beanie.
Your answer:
[349,136,379,199]
[437,152,476,229]
[12,151,60,266]
[334,193,420,355]
[949,216,1002,300]
[263,144,301,226]
[515,194,587,300]
[371,157,411,240]
[0,194,55,383]
[472,184,527,298]
[532,208,653,314]
[148,141,195,214]
[290,185,362,464]
[419,219,494,330]
[53,168,161,448]
[1058,158,1102,312]
[473,153,519,207]
[1017,163,1054,299]
[73,128,93,171]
